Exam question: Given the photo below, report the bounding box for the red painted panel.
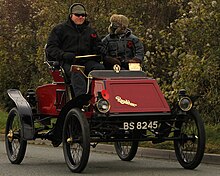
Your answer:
[50,70,64,82]
[104,79,171,113]
[36,84,65,116]
[92,80,105,102]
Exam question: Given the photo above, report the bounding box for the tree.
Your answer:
[0,0,219,123]
[144,0,220,123]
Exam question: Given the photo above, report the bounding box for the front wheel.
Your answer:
[63,108,90,173]
[5,107,27,164]
[114,141,139,161]
[174,109,205,169]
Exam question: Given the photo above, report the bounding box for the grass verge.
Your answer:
[0,110,7,134]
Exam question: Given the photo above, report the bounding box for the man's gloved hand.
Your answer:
[52,61,60,70]
[104,56,121,66]
[103,56,121,69]
[127,57,141,63]
[62,52,75,64]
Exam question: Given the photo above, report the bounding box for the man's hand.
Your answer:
[103,56,121,69]
[127,57,141,63]
[104,56,121,65]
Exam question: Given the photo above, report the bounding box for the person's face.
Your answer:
[71,13,86,25]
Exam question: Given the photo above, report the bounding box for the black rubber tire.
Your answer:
[114,141,139,161]
[62,108,90,173]
[5,107,27,164]
[174,109,205,169]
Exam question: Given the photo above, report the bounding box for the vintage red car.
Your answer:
[5,55,205,173]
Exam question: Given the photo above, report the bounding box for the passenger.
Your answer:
[46,3,104,97]
[101,14,144,70]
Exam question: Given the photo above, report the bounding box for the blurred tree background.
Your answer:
[0,0,219,124]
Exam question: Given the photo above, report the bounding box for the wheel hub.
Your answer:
[67,137,73,144]
[7,130,13,142]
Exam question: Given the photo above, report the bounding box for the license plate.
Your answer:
[123,121,158,130]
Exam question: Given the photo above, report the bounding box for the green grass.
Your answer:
[205,124,220,154]
[0,110,7,134]
[0,109,219,154]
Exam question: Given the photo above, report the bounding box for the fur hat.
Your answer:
[108,14,129,35]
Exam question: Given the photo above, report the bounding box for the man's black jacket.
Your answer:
[46,17,102,64]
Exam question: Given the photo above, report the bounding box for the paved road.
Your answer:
[0,141,220,176]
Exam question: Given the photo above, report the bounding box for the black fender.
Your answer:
[53,94,92,140]
[7,89,35,140]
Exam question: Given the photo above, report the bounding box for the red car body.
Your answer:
[36,69,170,117]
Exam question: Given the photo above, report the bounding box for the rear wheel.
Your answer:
[174,109,205,169]
[114,141,138,161]
[63,108,90,173]
[5,108,27,164]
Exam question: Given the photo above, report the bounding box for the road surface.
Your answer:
[0,141,219,176]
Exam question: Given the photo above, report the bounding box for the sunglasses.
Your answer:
[73,13,87,17]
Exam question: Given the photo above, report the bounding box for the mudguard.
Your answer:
[53,94,92,140]
[7,89,35,140]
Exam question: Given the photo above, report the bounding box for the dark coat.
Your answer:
[102,29,144,61]
[46,17,102,65]
[101,29,144,69]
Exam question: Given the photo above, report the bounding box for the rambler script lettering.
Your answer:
[115,96,137,107]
